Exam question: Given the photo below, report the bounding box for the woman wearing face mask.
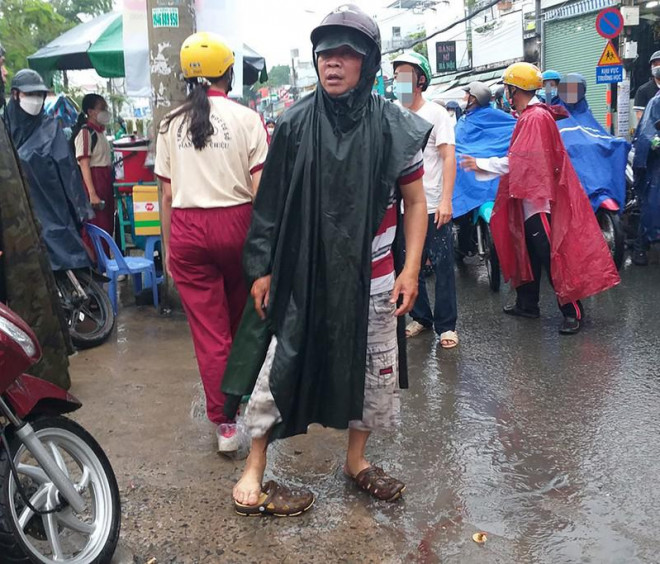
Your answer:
[72,94,114,238]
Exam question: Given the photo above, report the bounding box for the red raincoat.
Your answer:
[491,103,620,305]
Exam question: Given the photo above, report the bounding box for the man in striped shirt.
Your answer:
[228,5,431,515]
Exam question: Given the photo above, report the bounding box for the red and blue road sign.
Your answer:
[595,8,624,39]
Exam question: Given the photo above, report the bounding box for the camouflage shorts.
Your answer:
[244,292,400,438]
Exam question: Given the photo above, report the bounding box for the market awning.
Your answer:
[426,68,507,101]
[28,12,268,85]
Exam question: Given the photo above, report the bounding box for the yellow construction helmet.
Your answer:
[180,32,235,79]
[502,62,543,91]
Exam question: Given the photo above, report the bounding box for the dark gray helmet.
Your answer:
[651,50,660,65]
[462,81,492,107]
[311,4,381,58]
[11,69,49,94]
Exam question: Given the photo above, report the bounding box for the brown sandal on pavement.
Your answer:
[347,466,406,502]
[233,480,315,517]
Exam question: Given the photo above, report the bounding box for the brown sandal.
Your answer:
[347,466,406,502]
[233,480,315,517]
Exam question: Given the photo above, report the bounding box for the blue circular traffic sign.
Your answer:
[596,8,624,39]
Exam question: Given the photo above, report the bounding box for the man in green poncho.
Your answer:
[223,4,431,516]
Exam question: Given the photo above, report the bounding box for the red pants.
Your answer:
[169,204,252,425]
[82,166,115,256]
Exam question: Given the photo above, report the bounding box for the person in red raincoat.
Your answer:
[461,62,620,335]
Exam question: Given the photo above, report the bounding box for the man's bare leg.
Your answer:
[345,428,371,477]
[233,435,268,506]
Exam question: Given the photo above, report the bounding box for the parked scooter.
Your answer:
[54,267,115,350]
[0,301,120,562]
[454,202,501,291]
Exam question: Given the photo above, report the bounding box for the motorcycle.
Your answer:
[622,147,640,249]
[54,267,115,350]
[0,301,120,563]
[454,201,501,292]
[593,198,626,271]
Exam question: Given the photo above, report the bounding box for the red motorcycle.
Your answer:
[0,302,120,563]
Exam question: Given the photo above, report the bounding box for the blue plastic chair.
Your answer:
[144,236,164,287]
[85,224,159,314]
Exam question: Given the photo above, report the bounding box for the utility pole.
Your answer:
[535,0,543,68]
[146,0,195,311]
[146,0,196,129]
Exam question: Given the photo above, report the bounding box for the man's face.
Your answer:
[652,60,660,80]
[464,92,478,110]
[394,64,416,107]
[317,45,363,97]
[543,79,559,89]
[558,76,581,104]
[17,91,45,102]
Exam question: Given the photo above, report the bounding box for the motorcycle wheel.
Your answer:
[480,220,501,292]
[57,271,115,350]
[0,416,121,564]
[597,209,625,270]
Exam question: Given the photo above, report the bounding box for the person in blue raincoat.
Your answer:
[538,70,562,105]
[556,73,629,214]
[631,93,660,266]
[453,82,516,257]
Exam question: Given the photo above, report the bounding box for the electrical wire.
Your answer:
[381,0,504,55]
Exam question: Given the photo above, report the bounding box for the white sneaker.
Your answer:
[406,320,429,338]
[217,423,239,453]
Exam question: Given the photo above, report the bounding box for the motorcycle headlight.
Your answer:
[0,317,37,358]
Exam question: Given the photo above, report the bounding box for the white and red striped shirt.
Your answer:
[371,154,424,295]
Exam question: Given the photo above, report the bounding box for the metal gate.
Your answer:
[544,12,609,125]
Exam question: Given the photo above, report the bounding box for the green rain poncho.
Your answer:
[223,43,431,440]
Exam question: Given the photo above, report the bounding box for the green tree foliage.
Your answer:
[0,0,70,83]
[51,0,113,23]
[409,31,429,60]
[0,0,112,85]
[264,65,292,88]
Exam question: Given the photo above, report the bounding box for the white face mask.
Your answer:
[96,110,111,125]
[19,96,44,116]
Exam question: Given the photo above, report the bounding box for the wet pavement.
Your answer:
[68,255,660,563]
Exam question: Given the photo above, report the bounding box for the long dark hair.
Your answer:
[70,93,105,150]
[160,77,223,151]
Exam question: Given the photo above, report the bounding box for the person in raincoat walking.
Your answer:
[461,62,619,335]
[223,4,431,516]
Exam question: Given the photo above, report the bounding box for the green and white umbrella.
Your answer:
[28,12,268,84]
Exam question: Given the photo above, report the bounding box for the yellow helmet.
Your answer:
[180,32,235,79]
[502,62,543,91]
